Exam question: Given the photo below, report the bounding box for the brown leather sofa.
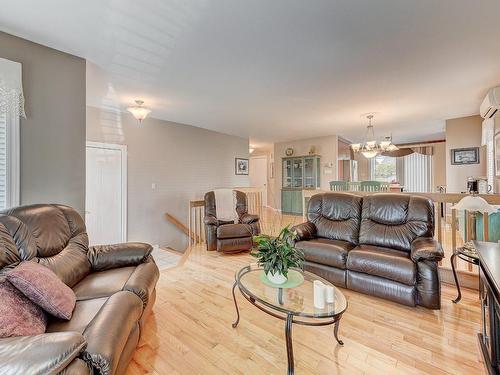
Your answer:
[0,204,159,375]
[204,190,260,253]
[292,193,444,309]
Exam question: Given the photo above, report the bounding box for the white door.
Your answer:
[85,142,127,245]
[249,156,268,206]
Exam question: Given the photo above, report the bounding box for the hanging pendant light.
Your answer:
[127,100,151,123]
[351,114,398,158]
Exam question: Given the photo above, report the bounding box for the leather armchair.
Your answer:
[0,204,159,374]
[204,190,260,253]
[293,193,444,309]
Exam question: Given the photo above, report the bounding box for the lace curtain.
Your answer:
[0,58,26,118]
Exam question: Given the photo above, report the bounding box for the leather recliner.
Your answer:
[204,190,260,253]
[0,204,160,375]
[292,193,444,309]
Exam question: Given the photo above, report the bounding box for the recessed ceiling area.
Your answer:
[1,0,500,144]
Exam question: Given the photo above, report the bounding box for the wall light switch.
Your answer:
[151,183,157,189]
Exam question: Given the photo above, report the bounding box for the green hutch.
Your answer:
[281,155,321,215]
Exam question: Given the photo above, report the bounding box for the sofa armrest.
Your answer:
[204,214,218,226]
[124,257,160,308]
[0,332,86,375]
[241,213,259,224]
[291,222,317,241]
[411,237,444,262]
[88,242,153,271]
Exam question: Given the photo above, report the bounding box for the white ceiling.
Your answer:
[2,0,500,145]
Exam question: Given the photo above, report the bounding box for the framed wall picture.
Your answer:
[451,147,480,165]
[235,158,249,175]
[495,132,500,177]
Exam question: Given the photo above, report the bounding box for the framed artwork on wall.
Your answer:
[235,158,249,175]
[495,132,500,177]
[451,147,480,165]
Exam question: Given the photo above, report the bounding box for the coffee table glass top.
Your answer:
[236,265,347,319]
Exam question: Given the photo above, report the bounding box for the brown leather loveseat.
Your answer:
[292,193,444,309]
[0,204,159,374]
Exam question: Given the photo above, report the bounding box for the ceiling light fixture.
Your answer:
[350,114,398,158]
[127,100,151,123]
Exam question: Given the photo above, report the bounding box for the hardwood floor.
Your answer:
[126,244,483,375]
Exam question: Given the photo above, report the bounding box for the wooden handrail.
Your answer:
[164,213,196,242]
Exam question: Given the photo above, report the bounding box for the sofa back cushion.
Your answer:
[307,193,362,245]
[0,204,90,287]
[359,194,434,252]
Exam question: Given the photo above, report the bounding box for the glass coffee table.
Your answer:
[231,265,348,375]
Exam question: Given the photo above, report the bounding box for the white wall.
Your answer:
[86,106,249,251]
[0,31,86,214]
[272,135,338,209]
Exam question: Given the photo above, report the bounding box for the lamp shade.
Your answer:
[451,195,498,214]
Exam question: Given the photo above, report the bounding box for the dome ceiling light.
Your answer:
[127,100,151,124]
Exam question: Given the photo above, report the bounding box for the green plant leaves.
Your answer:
[250,225,304,277]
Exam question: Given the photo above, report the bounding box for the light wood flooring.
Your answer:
[126,244,484,375]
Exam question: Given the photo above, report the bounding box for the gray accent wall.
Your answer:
[86,105,249,251]
[0,32,86,213]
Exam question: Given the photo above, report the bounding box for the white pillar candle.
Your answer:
[325,285,334,303]
[313,280,325,309]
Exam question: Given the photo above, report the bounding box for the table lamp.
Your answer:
[452,195,498,255]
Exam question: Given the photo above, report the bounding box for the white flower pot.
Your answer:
[267,271,287,284]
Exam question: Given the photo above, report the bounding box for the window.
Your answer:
[0,57,23,209]
[403,152,432,193]
[370,155,397,183]
[370,152,433,192]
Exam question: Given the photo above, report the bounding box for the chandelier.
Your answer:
[350,114,398,158]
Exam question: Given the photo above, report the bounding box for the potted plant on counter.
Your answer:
[251,226,304,285]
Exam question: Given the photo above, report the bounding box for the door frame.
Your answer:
[86,141,128,242]
[249,155,268,207]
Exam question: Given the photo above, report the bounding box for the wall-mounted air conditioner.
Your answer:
[480,86,500,118]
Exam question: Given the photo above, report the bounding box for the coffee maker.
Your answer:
[467,177,492,194]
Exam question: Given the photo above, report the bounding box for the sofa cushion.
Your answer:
[73,267,135,301]
[0,277,47,337]
[346,245,417,286]
[47,297,108,334]
[359,194,434,252]
[73,259,159,308]
[307,193,362,244]
[295,239,355,269]
[7,261,76,320]
[0,332,87,375]
[217,223,252,239]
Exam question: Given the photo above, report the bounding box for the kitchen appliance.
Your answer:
[468,177,492,194]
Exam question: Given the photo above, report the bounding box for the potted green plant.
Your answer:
[251,226,304,284]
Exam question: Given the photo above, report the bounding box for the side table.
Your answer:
[450,246,479,303]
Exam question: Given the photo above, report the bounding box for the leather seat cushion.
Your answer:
[217,224,252,239]
[73,267,135,301]
[347,245,417,285]
[46,297,108,334]
[295,239,355,269]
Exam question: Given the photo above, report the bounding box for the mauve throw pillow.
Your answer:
[7,261,76,320]
[0,277,47,338]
